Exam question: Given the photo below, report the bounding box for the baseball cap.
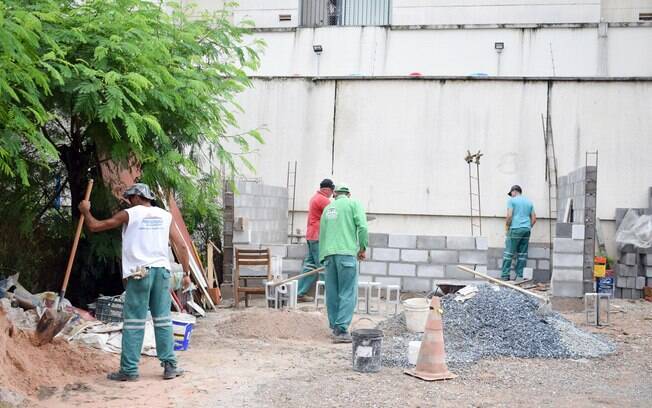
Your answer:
[507,185,522,197]
[123,183,155,200]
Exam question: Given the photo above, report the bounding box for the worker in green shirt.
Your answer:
[319,184,368,343]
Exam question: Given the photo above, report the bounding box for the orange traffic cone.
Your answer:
[405,296,456,381]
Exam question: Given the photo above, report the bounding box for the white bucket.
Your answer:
[408,340,422,365]
[403,298,430,333]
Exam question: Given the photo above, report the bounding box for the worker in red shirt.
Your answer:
[297,178,335,302]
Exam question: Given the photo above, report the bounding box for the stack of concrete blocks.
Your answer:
[223,181,288,283]
[487,244,551,282]
[552,166,597,297]
[277,234,488,293]
[613,187,652,299]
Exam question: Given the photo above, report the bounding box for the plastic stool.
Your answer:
[357,281,371,313]
[314,280,326,310]
[385,284,400,316]
[264,280,277,309]
[367,282,382,314]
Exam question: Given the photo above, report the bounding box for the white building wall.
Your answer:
[392,0,601,25]
[249,25,652,77]
[601,0,652,22]
[231,78,652,250]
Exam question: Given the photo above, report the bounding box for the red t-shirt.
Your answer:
[305,189,331,241]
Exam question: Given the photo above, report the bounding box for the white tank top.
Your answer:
[121,205,172,278]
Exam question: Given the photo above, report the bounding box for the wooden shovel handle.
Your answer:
[60,179,94,296]
[456,265,549,303]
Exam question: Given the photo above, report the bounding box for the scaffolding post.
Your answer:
[286,161,298,243]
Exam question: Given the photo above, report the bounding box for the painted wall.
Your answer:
[228,78,652,251]
[601,0,652,22]
[248,25,652,77]
[392,0,601,25]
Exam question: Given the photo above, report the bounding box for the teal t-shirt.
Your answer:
[508,196,534,229]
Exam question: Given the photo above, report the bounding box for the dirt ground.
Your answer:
[19,298,652,408]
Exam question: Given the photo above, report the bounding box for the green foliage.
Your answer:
[0,0,264,300]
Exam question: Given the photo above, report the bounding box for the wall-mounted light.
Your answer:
[494,42,504,53]
[313,44,323,54]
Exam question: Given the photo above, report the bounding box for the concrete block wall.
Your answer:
[551,237,586,297]
[487,244,551,282]
[278,234,488,292]
[232,181,288,245]
[557,166,596,225]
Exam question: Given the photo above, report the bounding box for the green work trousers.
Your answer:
[501,228,531,279]
[120,267,176,375]
[324,255,358,333]
[297,240,325,296]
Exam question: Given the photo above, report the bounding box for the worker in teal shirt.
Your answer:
[501,185,536,281]
[319,184,368,343]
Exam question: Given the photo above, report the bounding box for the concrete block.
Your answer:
[374,276,402,287]
[555,223,572,238]
[615,208,628,229]
[487,269,501,279]
[646,267,652,278]
[372,248,400,262]
[621,288,634,299]
[446,236,476,250]
[551,281,584,297]
[359,275,376,283]
[529,247,550,259]
[287,244,307,259]
[417,265,445,278]
[553,268,583,281]
[526,260,536,268]
[571,224,585,240]
[458,251,487,265]
[360,262,387,276]
[388,263,416,277]
[616,263,637,277]
[368,233,389,248]
[534,269,551,282]
[475,237,489,250]
[445,265,476,280]
[620,252,638,266]
[265,245,288,258]
[614,287,623,299]
[403,277,432,293]
[282,259,303,273]
[538,260,550,270]
[429,250,458,264]
[401,249,429,263]
[636,276,646,290]
[647,277,652,287]
[416,236,446,250]
[388,234,417,249]
[554,238,584,254]
[554,253,584,268]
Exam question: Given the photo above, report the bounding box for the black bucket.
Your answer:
[351,329,383,373]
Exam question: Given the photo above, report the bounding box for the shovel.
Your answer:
[35,179,93,345]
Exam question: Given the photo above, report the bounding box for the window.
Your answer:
[300,0,391,27]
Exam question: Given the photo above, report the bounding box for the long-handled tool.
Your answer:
[35,179,94,345]
[456,265,552,315]
[270,266,325,287]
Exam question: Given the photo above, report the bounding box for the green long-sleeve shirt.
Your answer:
[318,195,369,262]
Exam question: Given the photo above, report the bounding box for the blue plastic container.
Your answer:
[171,312,196,351]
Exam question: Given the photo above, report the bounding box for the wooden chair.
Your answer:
[233,248,272,308]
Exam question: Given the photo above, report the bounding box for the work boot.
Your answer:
[514,277,526,283]
[162,362,184,380]
[107,371,139,382]
[297,295,314,303]
[333,331,352,344]
[500,276,510,281]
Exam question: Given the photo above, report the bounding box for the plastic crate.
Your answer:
[95,295,124,323]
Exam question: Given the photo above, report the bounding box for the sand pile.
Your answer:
[215,309,332,342]
[0,309,116,398]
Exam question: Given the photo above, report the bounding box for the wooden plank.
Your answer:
[236,253,270,259]
[236,249,270,254]
[207,243,215,287]
[237,260,271,266]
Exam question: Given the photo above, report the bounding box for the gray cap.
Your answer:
[123,183,155,200]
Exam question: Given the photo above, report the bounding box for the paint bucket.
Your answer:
[403,297,430,333]
[351,329,384,373]
[408,340,422,365]
[171,312,196,351]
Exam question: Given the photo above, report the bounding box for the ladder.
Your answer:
[464,150,483,236]
[542,113,559,242]
[286,161,298,243]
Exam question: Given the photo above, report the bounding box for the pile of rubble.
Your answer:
[377,284,615,368]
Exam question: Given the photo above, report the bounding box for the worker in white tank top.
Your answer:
[79,183,190,382]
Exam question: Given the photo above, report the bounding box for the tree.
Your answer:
[0,0,263,300]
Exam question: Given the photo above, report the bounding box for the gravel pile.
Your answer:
[376,284,615,368]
